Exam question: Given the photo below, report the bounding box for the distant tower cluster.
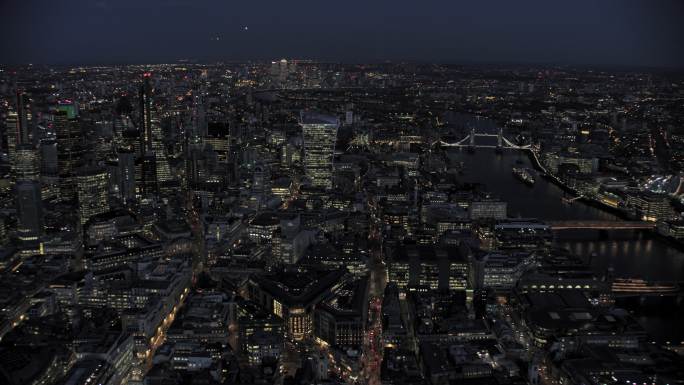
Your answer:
[270,59,296,87]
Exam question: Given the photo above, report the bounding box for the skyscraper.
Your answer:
[5,90,32,179]
[15,90,30,145]
[139,72,153,153]
[76,166,110,225]
[116,148,136,205]
[15,144,43,245]
[151,118,172,187]
[14,144,40,181]
[10,90,43,246]
[16,180,43,243]
[55,110,83,202]
[299,111,339,189]
[137,72,168,195]
[40,140,59,177]
[5,111,19,172]
[140,154,158,196]
[38,139,59,201]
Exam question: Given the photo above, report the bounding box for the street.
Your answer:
[362,193,387,385]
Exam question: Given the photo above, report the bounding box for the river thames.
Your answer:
[447,146,684,345]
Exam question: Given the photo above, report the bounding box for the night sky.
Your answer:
[2,0,683,68]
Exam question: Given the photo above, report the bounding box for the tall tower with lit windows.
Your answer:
[299,111,339,190]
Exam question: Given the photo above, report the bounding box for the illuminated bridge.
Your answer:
[611,278,684,302]
[435,127,532,150]
[548,220,656,231]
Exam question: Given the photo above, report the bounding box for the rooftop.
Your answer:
[319,276,368,316]
[251,267,347,308]
[299,111,339,126]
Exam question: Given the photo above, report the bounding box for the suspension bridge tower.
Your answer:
[495,127,504,153]
[468,127,476,152]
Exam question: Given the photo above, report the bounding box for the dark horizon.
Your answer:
[4,59,684,74]
[2,0,683,69]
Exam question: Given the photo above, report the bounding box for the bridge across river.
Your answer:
[437,127,532,150]
[548,220,656,231]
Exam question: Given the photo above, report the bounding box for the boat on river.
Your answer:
[512,167,535,186]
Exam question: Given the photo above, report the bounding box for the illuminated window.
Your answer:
[273,300,283,318]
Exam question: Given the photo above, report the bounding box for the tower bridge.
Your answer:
[435,127,532,150]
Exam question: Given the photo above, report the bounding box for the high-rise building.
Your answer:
[151,121,172,187]
[206,122,230,162]
[11,92,43,246]
[55,110,78,173]
[299,111,339,190]
[40,140,59,177]
[76,166,110,225]
[14,144,40,181]
[120,128,141,156]
[5,111,19,170]
[270,59,291,86]
[140,153,158,196]
[190,95,207,147]
[16,180,43,243]
[252,163,270,195]
[116,148,136,205]
[139,72,153,153]
[40,139,60,201]
[15,90,30,144]
[55,110,83,201]
[13,143,43,247]
[6,90,32,179]
[137,73,172,191]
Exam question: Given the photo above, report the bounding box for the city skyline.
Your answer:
[1,2,684,385]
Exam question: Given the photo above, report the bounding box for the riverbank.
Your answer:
[525,149,637,220]
[524,149,684,250]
